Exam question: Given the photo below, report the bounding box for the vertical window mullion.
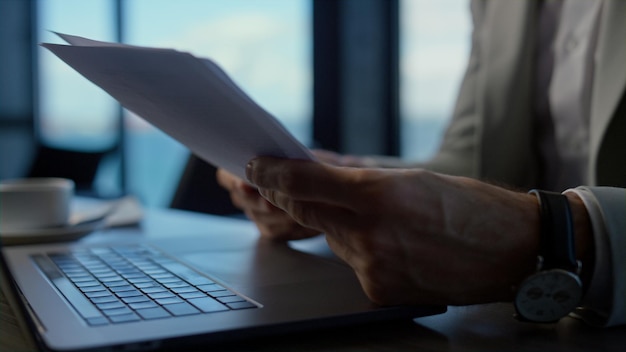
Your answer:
[312,0,342,152]
[114,0,127,194]
[313,0,399,156]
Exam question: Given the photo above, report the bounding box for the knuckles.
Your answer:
[274,169,301,195]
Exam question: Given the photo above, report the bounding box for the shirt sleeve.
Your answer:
[565,186,626,327]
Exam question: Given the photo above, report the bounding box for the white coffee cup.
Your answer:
[0,178,75,232]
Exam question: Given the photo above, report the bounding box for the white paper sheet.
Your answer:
[42,33,313,180]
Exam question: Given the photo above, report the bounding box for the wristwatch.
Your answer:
[514,190,583,323]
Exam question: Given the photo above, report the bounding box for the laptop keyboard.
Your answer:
[38,245,257,326]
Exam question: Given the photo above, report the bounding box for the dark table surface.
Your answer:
[2,206,624,352]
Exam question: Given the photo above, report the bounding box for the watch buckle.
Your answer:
[574,260,582,276]
[535,256,544,271]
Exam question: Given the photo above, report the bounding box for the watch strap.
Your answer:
[528,189,578,271]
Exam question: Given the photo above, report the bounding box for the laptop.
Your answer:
[1,210,445,351]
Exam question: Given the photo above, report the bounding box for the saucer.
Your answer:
[0,219,105,246]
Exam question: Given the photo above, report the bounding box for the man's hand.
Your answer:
[245,156,542,306]
[216,168,320,241]
[216,150,381,241]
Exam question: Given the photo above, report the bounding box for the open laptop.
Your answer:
[1,211,445,351]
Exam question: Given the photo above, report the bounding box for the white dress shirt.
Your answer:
[537,0,603,191]
[536,0,613,325]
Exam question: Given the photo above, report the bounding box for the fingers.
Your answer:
[217,167,321,241]
[216,168,256,194]
[246,157,358,207]
[257,187,361,237]
[310,149,344,165]
[252,214,321,241]
[216,168,238,190]
[216,168,268,211]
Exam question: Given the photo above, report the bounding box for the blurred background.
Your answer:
[0,0,469,213]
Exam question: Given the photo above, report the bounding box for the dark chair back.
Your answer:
[27,145,111,195]
[170,154,242,215]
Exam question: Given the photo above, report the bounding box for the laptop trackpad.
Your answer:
[180,240,351,288]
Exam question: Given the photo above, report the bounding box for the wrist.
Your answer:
[563,192,595,290]
[514,190,586,322]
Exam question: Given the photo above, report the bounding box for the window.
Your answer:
[36,0,312,207]
[399,0,471,161]
[37,0,118,151]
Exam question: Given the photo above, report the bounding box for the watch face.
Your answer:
[514,269,583,323]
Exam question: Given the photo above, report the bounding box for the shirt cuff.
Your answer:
[563,187,612,326]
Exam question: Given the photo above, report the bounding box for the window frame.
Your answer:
[313,0,400,156]
[0,0,37,179]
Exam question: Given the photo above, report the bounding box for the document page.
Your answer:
[42,33,313,180]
